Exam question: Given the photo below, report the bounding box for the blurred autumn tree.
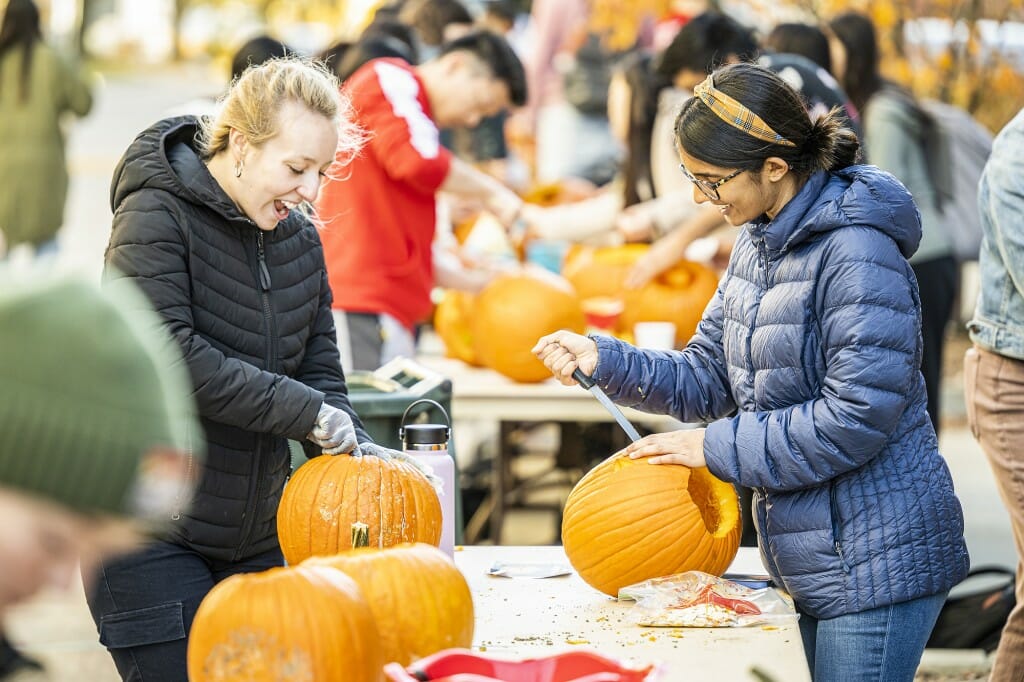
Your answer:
[799,0,1024,131]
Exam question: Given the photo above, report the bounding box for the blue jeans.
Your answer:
[83,539,283,682]
[799,592,946,681]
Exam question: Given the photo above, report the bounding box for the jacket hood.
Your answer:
[110,116,248,225]
[754,165,922,260]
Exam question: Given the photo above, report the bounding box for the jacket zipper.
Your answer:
[756,238,770,289]
[235,229,276,560]
[830,484,851,573]
[171,429,195,522]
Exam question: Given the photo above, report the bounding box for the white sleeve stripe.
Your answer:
[374,61,440,159]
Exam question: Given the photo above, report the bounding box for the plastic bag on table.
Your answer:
[618,571,795,628]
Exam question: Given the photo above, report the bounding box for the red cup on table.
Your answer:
[581,296,624,333]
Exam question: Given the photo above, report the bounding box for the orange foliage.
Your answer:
[808,0,1024,132]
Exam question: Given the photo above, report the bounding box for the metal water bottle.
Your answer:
[400,399,455,556]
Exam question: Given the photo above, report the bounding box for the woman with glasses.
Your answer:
[534,62,968,681]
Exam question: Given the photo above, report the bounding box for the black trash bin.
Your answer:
[347,358,453,448]
[288,357,463,542]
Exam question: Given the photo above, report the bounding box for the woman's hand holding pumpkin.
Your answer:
[308,402,359,455]
[532,331,598,386]
[624,428,707,467]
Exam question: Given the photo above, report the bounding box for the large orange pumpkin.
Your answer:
[277,454,442,565]
[471,270,586,383]
[562,244,719,346]
[561,453,741,596]
[305,542,474,666]
[187,565,383,682]
[433,290,480,365]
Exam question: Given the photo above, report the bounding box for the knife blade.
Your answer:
[572,368,642,442]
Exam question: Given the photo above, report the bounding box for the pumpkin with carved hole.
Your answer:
[471,269,585,383]
[187,565,383,681]
[305,542,473,666]
[562,244,719,347]
[277,453,441,565]
[561,452,741,596]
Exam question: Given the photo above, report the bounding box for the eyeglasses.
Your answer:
[679,165,744,201]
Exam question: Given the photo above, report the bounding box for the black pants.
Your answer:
[912,255,959,437]
[84,539,283,682]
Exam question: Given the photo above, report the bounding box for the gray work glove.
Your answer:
[307,402,359,455]
[360,442,442,490]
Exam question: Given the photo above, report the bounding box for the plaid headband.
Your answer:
[693,75,797,147]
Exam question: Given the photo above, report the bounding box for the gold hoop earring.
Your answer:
[234,160,244,178]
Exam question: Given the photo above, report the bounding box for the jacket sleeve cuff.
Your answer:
[703,418,738,483]
[590,334,636,398]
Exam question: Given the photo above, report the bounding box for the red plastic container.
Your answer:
[382,648,657,682]
[580,296,625,332]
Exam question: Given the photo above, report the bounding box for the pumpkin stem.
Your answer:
[351,522,369,548]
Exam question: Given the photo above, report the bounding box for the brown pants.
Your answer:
[964,345,1024,681]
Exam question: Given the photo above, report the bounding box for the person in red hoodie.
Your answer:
[316,30,527,371]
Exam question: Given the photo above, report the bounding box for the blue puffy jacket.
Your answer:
[592,166,969,619]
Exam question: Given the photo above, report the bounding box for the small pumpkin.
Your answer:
[562,244,719,346]
[471,269,586,383]
[277,454,442,565]
[305,541,474,666]
[187,565,383,682]
[433,290,480,366]
[561,453,741,596]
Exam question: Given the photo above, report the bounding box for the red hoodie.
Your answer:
[317,58,452,330]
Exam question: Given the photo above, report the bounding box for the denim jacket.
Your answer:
[968,108,1024,360]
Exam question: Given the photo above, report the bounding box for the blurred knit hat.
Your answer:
[0,274,200,522]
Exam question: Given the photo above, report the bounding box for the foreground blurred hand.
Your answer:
[532,331,598,385]
[623,428,707,467]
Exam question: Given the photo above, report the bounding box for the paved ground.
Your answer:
[2,63,1012,680]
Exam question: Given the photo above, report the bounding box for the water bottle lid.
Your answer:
[401,423,449,446]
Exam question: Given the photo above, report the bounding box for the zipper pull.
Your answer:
[256,232,271,291]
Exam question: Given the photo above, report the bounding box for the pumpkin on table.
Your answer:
[562,244,719,347]
[277,453,442,565]
[305,541,474,667]
[561,452,742,596]
[187,564,383,682]
[470,269,586,383]
[433,290,480,366]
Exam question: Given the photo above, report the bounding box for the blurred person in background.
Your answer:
[323,18,418,84]
[89,57,401,681]
[533,0,656,186]
[0,275,200,680]
[0,0,91,259]
[965,107,1024,682]
[535,62,968,682]
[316,31,527,372]
[399,0,474,60]
[441,0,526,182]
[624,13,861,290]
[229,34,290,82]
[828,11,957,436]
[165,34,291,118]
[518,51,707,248]
[764,22,833,73]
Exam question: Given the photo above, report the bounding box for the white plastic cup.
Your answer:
[634,321,677,350]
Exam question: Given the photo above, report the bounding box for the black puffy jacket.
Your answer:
[106,116,369,562]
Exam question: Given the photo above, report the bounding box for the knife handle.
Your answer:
[572,368,595,390]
